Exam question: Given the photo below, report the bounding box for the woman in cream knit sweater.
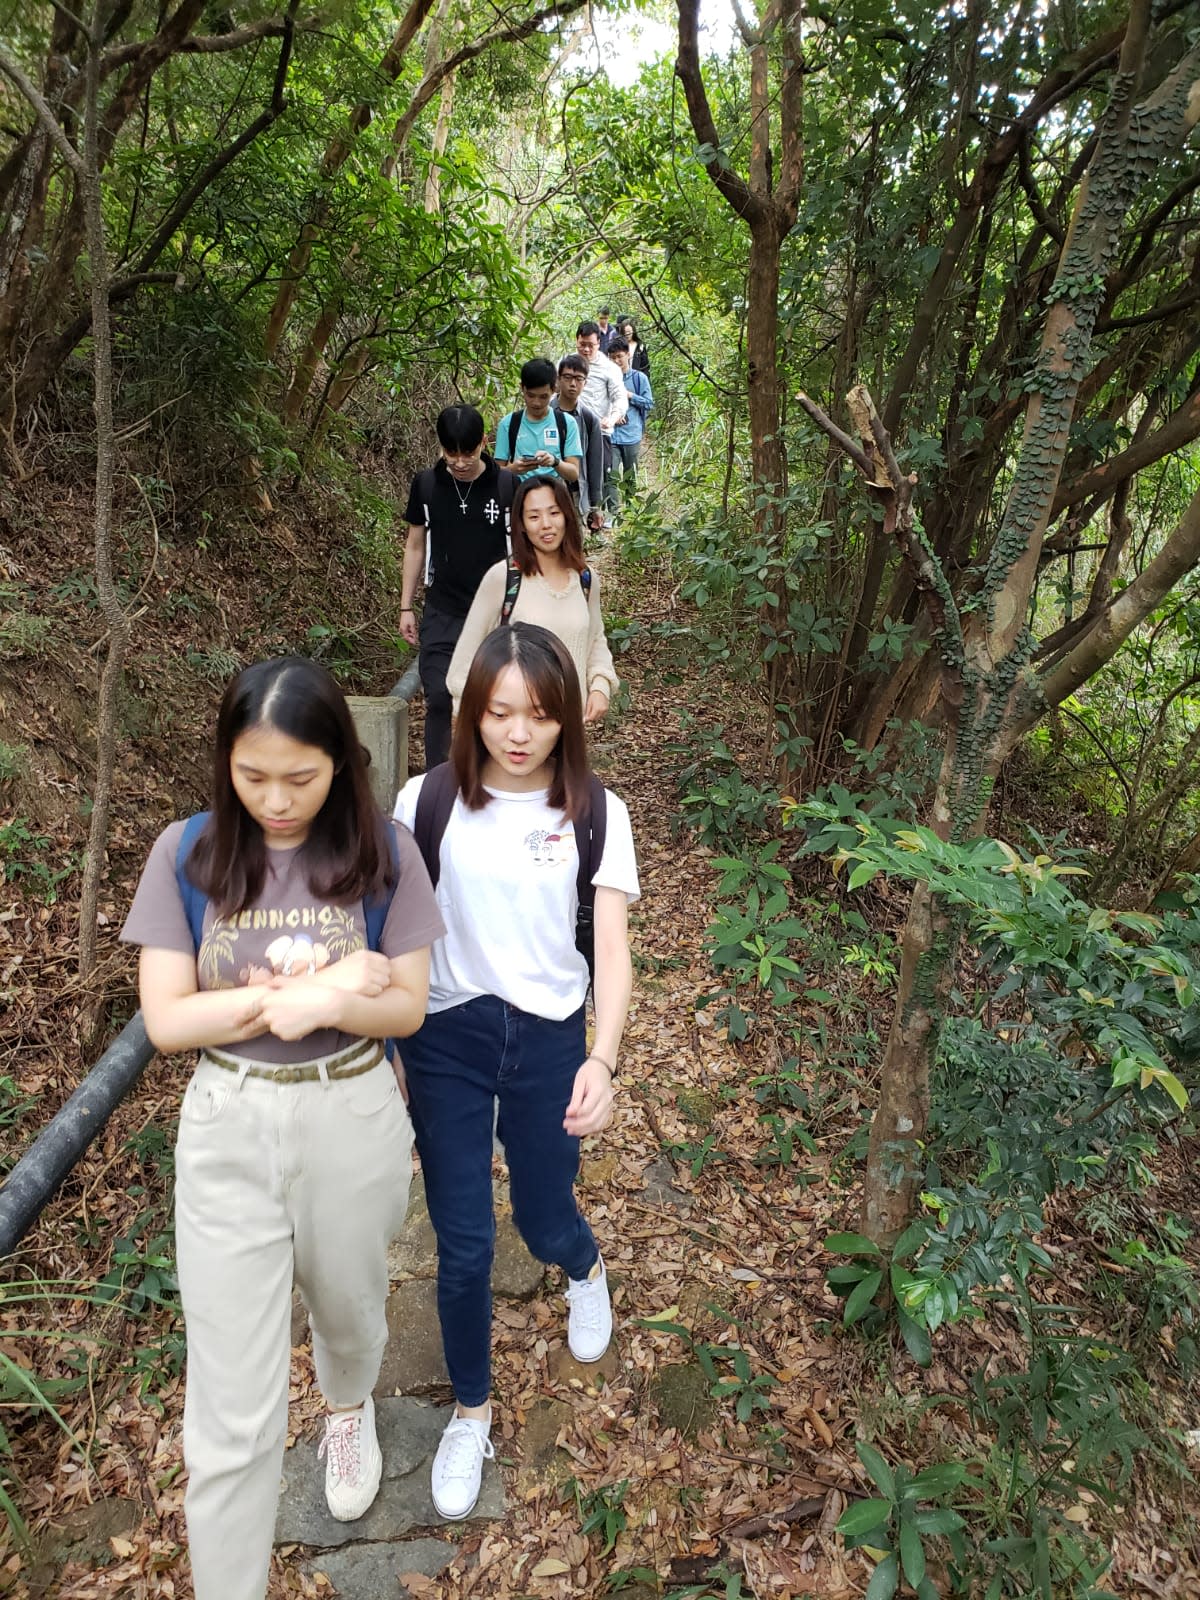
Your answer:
[446,477,618,724]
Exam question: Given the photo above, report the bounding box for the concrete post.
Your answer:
[348,696,408,812]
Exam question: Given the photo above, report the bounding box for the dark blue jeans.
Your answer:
[399,995,599,1406]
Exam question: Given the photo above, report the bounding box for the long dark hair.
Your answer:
[510,476,585,577]
[187,657,393,914]
[452,624,590,819]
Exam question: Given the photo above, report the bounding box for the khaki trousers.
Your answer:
[173,1050,413,1600]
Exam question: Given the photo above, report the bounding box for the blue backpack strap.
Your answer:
[364,819,402,1063]
[580,566,592,600]
[364,819,401,952]
[174,812,211,954]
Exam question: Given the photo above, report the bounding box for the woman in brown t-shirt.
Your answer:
[121,656,443,1600]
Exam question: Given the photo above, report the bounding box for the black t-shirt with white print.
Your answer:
[404,455,516,619]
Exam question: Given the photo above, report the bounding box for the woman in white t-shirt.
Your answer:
[393,622,639,1522]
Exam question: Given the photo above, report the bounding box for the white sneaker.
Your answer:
[431,1412,494,1521]
[566,1257,612,1362]
[319,1394,382,1522]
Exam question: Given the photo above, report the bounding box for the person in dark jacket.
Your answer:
[618,318,650,375]
[556,355,606,533]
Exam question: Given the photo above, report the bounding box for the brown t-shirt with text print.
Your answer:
[120,819,444,1063]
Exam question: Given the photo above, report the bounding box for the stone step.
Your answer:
[301,1536,460,1600]
[275,1397,505,1555]
[387,1173,546,1300]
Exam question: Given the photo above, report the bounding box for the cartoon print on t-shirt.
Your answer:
[198,904,361,990]
[524,825,576,868]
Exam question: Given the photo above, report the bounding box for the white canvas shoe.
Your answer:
[566,1257,612,1362]
[431,1412,494,1521]
[319,1395,383,1522]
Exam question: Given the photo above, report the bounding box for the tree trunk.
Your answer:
[74,3,128,1005]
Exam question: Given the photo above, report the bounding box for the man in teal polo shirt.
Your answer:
[495,359,582,488]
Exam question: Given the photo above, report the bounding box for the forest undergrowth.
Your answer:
[1,473,1199,1598]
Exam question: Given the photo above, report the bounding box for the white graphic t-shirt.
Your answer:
[393,778,639,1018]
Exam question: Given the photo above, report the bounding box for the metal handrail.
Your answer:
[0,1014,155,1257]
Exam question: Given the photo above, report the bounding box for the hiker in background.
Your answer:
[608,335,654,518]
[556,353,606,534]
[400,406,517,769]
[618,317,650,376]
[120,657,444,1600]
[494,358,582,488]
[394,622,639,1522]
[567,322,626,525]
[596,305,617,352]
[446,476,618,724]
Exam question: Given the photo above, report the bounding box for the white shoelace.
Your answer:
[319,1410,362,1484]
[440,1418,494,1482]
[566,1276,605,1332]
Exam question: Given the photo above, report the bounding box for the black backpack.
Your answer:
[412,762,607,983]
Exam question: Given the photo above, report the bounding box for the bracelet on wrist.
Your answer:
[401,607,415,613]
[588,1052,616,1083]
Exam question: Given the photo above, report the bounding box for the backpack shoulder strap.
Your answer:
[412,764,459,891]
[579,565,592,600]
[500,556,523,625]
[363,820,401,952]
[174,811,211,954]
[574,776,607,910]
[553,406,567,456]
[506,410,521,461]
[413,466,440,524]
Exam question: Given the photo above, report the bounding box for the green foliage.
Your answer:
[0,741,28,783]
[0,819,74,903]
[564,1475,630,1556]
[185,646,242,684]
[0,1077,39,1176]
[837,1438,967,1600]
[0,611,51,660]
[670,719,780,849]
[634,1319,778,1432]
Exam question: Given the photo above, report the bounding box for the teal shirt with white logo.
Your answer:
[496,409,582,481]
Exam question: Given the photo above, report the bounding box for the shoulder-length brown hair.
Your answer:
[451,623,590,819]
[510,476,585,577]
[186,656,394,916]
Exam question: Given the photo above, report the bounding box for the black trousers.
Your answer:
[418,603,465,769]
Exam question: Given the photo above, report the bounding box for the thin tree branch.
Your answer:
[0,43,85,175]
[132,0,298,276]
[674,0,761,224]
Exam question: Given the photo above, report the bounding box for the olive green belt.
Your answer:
[202,1038,384,1084]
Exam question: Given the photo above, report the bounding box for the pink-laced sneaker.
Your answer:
[319,1394,383,1521]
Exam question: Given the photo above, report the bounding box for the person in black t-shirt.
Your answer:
[401,407,517,768]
